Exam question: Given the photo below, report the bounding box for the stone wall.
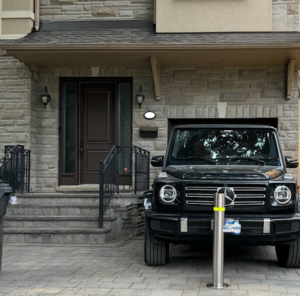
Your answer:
[40,0,154,21]
[39,0,300,32]
[134,67,299,181]
[0,50,37,191]
[33,65,299,192]
[272,0,300,31]
[0,58,298,192]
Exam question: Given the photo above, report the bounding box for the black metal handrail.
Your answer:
[0,145,31,193]
[99,145,150,228]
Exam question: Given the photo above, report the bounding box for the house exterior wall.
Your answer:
[24,65,297,192]
[38,0,300,31]
[0,49,298,192]
[273,0,300,31]
[0,3,299,192]
[156,0,273,33]
[40,0,154,21]
[0,49,37,190]
[0,0,35,38]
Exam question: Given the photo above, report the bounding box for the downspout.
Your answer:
[32,0,40,32]
[153,0,156,24]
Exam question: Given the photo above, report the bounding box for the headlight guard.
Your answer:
[274,185,292,205]
[159,185,177,204]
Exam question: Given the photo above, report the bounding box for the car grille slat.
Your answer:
[185,185,266,209]
[185,187,266,192]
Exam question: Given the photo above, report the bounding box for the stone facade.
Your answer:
[0,2,299,192]
[38,0,300,31]
[0,49,37,190]
[272,0,300,31]
[39,0,154,21]
[0,60,296,192]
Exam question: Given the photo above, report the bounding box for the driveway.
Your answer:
[0,237,299,296]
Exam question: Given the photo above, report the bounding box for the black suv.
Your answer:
[144,125,300,267]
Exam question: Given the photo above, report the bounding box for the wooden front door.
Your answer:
[59,78,132,186]
[79,83,115,184]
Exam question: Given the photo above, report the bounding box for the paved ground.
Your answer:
[1,237,300,296]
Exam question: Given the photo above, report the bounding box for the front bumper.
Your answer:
[145,211,300,246]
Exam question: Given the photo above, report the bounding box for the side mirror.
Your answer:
[285,157,299,168]
[151,156,164,167]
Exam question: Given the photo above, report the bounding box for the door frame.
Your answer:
[59,77,133,186]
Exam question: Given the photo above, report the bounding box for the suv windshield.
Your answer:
[170,129,281,166]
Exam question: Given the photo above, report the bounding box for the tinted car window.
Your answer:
[171,129,280,166]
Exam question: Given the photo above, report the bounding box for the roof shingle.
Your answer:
[2,21,300,46]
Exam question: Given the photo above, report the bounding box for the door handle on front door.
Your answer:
[80,140,84,160]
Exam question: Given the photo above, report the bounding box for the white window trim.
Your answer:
[0,34,26,39]
[2,11,34,20]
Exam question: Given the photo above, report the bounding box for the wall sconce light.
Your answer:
[136,86,145,109]
[41,86,51,109]
[144,111,156,120]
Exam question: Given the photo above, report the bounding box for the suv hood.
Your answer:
[164,165,285,180]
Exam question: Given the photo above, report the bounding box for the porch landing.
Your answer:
[3,192,145,244]
[56,185,99,192]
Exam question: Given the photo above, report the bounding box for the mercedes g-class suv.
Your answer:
[144,125,300,267]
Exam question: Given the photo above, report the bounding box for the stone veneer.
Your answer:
[0,49,37,191]
[272,0,300,31]
[0,49,298,192]
[3,61,298,192]
[39,0,154,21]
[38,0,300,31]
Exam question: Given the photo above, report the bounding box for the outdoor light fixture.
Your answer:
[41,86,51,109]
[144,111,156,120]
[136,86,145,109]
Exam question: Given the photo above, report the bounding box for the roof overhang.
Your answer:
[2,43,300,68]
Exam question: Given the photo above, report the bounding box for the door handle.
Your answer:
[80,140,84,160]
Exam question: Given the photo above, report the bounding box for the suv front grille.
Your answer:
[185,185,266,209]
[276,222,300,234]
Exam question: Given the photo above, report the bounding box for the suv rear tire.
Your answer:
[144,230,169,266]
[275,239,300,268]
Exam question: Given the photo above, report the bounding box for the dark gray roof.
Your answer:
[2,21,300,46]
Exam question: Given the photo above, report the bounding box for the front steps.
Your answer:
[3,193,121,244]
[5,228,111,244]
[3,192,144,244]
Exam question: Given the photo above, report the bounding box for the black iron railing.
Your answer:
[99,146,150,228]
[0,145,31,193]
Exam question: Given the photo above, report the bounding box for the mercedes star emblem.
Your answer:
[217,187,236,206]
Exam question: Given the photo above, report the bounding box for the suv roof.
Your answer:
[174,124,277,131]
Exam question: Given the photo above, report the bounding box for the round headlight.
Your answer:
[274,186,292,204]
[159,185,177,203]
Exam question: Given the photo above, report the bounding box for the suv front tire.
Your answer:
[144,230,169,266]
[275,239,300,268]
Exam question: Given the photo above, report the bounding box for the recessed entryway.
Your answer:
[59,78,132,186]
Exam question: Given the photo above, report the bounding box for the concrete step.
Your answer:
[3,192,142,243]
[7,204,99,216]
[4,215,116,229]
[3,227,111,244]
[15,193,100,205]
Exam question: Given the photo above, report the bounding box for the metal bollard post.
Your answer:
[207,193,229,289]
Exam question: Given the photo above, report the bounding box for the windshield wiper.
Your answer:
[174,157,216,164]
[187,157,217,164]
[230,157,265,166]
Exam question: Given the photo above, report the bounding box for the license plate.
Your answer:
[211,218,241,235]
